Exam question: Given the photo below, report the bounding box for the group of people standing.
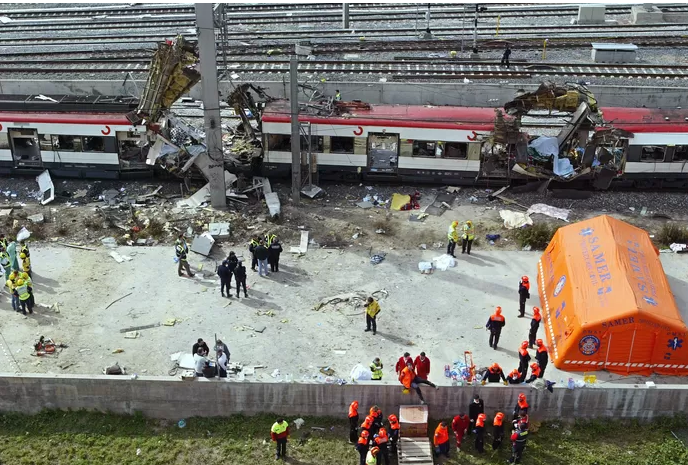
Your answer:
[191,337,231,378]
[2,235,34,315]
[446,219,475,256]
[249,232,283,277]
[216,251,248,298]
[349,402,399,465]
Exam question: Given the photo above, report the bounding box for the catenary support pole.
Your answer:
[290,56,301,204]
[473,4,479,53]
[194,3,226,208]
[342,3,350,29]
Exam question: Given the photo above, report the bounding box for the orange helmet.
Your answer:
[495,412,504,421]
[530,362,539,370]
[495,306,502,314]
[521,341,528,349]
[518,393,526,401]
[509,369,520,378]
[533,306,540,313]
[361,430,370,438]
[521,276,529,282]
[351,400,359,409]
[388,414,398,423]
[379,427,387,434]
[371,446,380,455]
[537,339,544,346]
[491,362,499,370]
[477,413,487,421]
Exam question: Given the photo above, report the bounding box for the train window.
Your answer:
[301,135,323,152]
[412,140,438,157]
[444,142,468,159]
[83,136,105,152]
[51,135,82,152]
[267,135,291,151]
[0,133,8,150]
[331,136,354,153]
[38,135,52,151]
[674,146,688,161]
[640,146,665,162]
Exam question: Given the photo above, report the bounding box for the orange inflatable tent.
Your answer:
[537,215,688,376]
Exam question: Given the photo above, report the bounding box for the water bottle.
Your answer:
[444,365,451,377]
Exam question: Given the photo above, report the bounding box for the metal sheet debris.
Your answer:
[191,232,215,256]
[290,230,309,254]
[264,192,281,218]
[208,222,230,239]
[36,170,55,205]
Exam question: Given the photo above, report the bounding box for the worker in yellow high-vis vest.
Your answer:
[270,418,290,460]
[462,220,475,255]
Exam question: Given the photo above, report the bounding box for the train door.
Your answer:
[8,128,42,168]
[367,132,399,173]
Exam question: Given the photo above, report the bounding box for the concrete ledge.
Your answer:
[0,374,686,420]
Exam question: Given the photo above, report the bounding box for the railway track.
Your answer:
[4,59,688,81]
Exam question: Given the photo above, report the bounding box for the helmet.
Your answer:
[536,339,544,346]
[495,306,502,314]
[466,220,473,225]
[351,400,359,409]
[16,279,24,286]
[371,446,380,455]
[19,253,26,259]
[533,306,540,313]
[361,430,369,438]
[518,393,526,401]
[521,341,528,349]
[530,362,539,369]
[21,272,28,279]
[491,362,500,370]
[521,276,529,282]
[495,412,504,421]
[388,414,398,423]
[379,427,387,434]
[452,221,459,227]
[477,413,487,420]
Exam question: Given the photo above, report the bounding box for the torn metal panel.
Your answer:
[191,232,215,256]
[264,192,281,219]
[35,170,55,205]
[505,81,599,116]
[556,102,590,149]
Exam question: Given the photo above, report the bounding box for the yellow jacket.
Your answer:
[462,222,475,240]
[447,224,459,242]
[366,300,381,318]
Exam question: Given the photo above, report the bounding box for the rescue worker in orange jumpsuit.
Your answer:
[433,421,450,458]
[535,339,549,378]
[356,430,370,465]
[373,427,390,465]
[361,414,374,437]
[369,405,383,436]
[486,306,506,350]
[528,306,542,348]
[508,422,529,463]
[481,362,507,384]
[451,413,470,450]
[507,368,521,385]
[474,413,487,453]
[348,401,359,443]
[492,412,505,450]
[399,361,438,404]
[517,341,531,381]
[525,362,541,383]
[512,393,529,422]
[518,276,530,318]
[388,414,400,451]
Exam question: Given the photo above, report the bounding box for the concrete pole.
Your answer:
[342,3,349,29]
[473,4,479,54]
[290,56,301,204]
[194,3,226,208]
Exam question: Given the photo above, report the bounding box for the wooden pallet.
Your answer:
[398,437,434,464]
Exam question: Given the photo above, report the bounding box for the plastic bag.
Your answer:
[350,363,372,382]
[16,227,30,242]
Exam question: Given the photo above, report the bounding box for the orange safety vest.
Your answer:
[518,399,529,410]
[532,312,542,322]
[370,407,380,419]
[388,415,400,430]
[349,402,359,418]
[375,428,389,445]
[537,345,548,354]
[521,281,530,291]
[433,424,449,445]
[519,347,529,357]
[490,313,505,322]
[489,365,502,374]
[358,435,369,445]
[361,415,374,430]
[493,413,504,426]
[476,415,486,428]
[531,365,541,377]
[400,366,414,389]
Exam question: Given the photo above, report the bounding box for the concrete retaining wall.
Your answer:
[1,79,687,109]
[0,374,686,420]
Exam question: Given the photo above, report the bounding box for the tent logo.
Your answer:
[579,335,600,356]
[553,276,566,297]
[668,337,683,351]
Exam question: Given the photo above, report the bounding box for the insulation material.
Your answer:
[35,170,55,205]
[391,193,412,211]
[538,215,688,376]
[527,203,571,222]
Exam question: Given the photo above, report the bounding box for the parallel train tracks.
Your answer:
[4,58,688,81]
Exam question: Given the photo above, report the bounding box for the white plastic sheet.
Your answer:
[528,136,559,157]
[432,254,456,271]
[527,203,571,222]
[500,210,533,229]
[350,363,372,381]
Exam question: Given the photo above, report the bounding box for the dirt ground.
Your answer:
[2,180,688,388]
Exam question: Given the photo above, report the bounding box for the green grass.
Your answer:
[0,412,686,465]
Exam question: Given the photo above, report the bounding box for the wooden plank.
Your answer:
[299,230,309,252]
[119,322,161,333]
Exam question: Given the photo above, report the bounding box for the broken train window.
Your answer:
[39,134,52,151]
[83,136,105,152]
[301,135,323,153]
[330,136,354,154]
[51,135,82,152]
[640,145,665,162]
[444,142,468,159]
[412,140,439,157]
[117,131,147,161]
[267,134,291,151]
[673,145,688,161]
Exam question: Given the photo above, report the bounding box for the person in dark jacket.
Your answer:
[517,341,531,381]
[486,306,506,350]
[468,394,484,435]
[192,338,209,356]
[528,306,542,348]
[234,258,248,298]
[518,276,530,318]
[226,251,238,290]
[492,412,505,450]
[217,260,231,297]
[501,44,511,68]
[535,339,549,377]
[481,363,507,384]
[254,240,270,277]
[248,236,259,271]
[268,238,283,272]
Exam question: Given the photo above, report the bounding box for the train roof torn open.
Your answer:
[481,81,633,188]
